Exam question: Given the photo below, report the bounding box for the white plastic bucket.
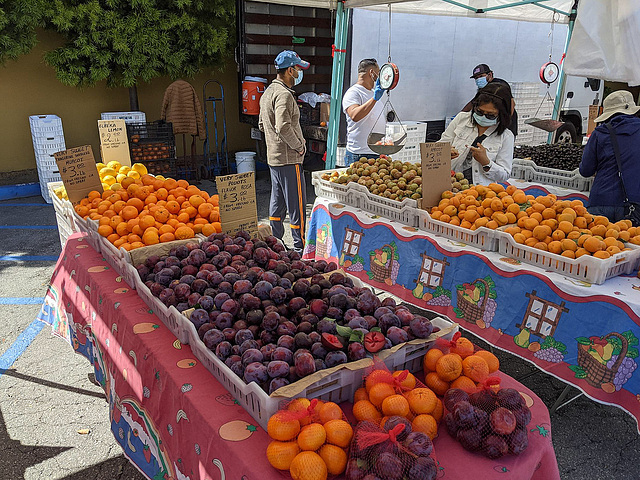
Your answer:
[235,151,256,174]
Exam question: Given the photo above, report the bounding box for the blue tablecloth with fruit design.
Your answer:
[37,234,560,479]
[304,198,640,432]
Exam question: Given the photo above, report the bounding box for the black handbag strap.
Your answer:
[605,122,631,204]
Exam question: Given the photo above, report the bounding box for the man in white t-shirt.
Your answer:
[342,58,387,165]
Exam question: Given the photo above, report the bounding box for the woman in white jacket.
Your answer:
[440,82,514,185]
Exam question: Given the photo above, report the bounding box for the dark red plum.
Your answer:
[169,279,181,289]
[235,329,254,345]
[407,456,437,480]
[159,288,177,306]
[244,362,268,384]
[409,317,433,339]
[490,407,517,435]
[329,271,345,285]
[246,309,263,326]
[231,345,241,356]
[260,330,277,345]
[207,271,224,287]
[303,314,319,327]
[348,317,369,330]
[444,388,470,412]
[198,295,214,311]
[217,281,233,295]
[222,327,236,342]
[508,428,529,455]
[176,302,189,312]
[272,347,293,364]
[321,333,343,351]
[364,332,385,353]
[348,343,367,361]
[174,283,191,302]
[150,283,164,297]
[308,331,321,344]
[185,242,199,252]
[240,339,260,354]
[308,284,322,298]
[181,265,199,277]
[363,315,377,329]
[277,335,295,351]
[404,431,433,457]
[204,243,220,257]
[345,459,367,480]
[269,286,287,304]
[144,255,161,269]
[213,293,230,309]
[277,303,290,317]
[240,294,261,311]
[382,416,412,441]
[375,452,403,480]
[314,359,327,371]
[310,342,328,359]
[203,329,225,350]
[288,297,307,313]
[261,311,280,331]
[294,332,313,350]
[386,326,409,346]
[267,360,290,378]
[484,434,509,459]
[396,308,414,326]
[187,292,202,308]
[216,312,234,330]
[378,313,401,334]
[253,281,273,300]
[221,299,239,316]
[513,407,532,429]
[136,264,150,280]
[224,273,241,285]
[292,279,310,298]
[309,299,328,318]
[296,321,313,334]
[357,291,381,314]
[278,277,292,289]
[326,307,343,321]
[317,319,338,335]
[186,249,206,267]
[195,271,209,282]
[198,323,215,340]
[469,390,498,412]
[260,343,277,361]
[233,320,247,331]
[276,321,296,337]
[325,351,348,367]
[453,401,477,428]
[153,261,166,274]
[156,268,175,286]
[295,352,316,377]
[215,341,232,361]
[496,388,525,410]
[457,427,482,451]
[293,349,311,361]
[241,348,264,366]
[444,412,459,435]
[189,309,209,330]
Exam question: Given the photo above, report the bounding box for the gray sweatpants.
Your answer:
[269,164,306,251]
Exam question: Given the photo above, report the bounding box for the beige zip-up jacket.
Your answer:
[258,79,306,166]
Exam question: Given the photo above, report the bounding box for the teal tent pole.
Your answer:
[548,1,577,143]
[326,2,349,169]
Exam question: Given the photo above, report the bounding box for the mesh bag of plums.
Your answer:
[443,378,531,459]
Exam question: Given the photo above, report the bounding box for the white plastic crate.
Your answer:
[71,213,103,254]
[33,135,66,158]
[515,97,540,108]
[38,172,62,204]
[497,231,640,284]
[29,115,64,136]
[312,169,357,204]
[388,143,421,162]
[511,82,539,98]
[335,146,347,167]
[36,154,59,171]
[100,111,146,124]
[510,158,593,191]
[48,181,77,247]
[183,311,456,430]
[418,210,500,251]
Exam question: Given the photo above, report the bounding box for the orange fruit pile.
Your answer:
[352,369,442,440]
[423,340,500,396]
[432,184,640,259]
[73,175,222,251]
[266,399,352,479]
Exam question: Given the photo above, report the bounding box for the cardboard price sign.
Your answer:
[98,119,131,166]
[419,142,451,209]
[215,172,258,236]
[54,145,103,203]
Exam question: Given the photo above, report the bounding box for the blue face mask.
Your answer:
[293,68,303,86]
[475,76,488,89]
[473,112,498,127]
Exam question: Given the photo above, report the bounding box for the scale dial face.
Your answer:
[379,63,399,90]
[540,62,559,84]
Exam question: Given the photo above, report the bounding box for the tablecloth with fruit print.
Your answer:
[304,197,640,433]
[38,234,561,479]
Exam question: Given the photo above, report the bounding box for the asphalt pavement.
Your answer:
[0,171,638,479]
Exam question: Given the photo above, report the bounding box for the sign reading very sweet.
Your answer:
[54,145,103,203]
[215,171,258,236]
[98,119,131,166]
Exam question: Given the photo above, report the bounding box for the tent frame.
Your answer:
[317,0,580,167]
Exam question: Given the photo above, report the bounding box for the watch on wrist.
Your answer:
[482,164,491,172]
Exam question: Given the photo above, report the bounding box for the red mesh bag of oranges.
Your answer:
[423,332,501,396]
[266,398,353,479]
[352,360,443,441]
[442,377,532,459]
[345,420,438,480]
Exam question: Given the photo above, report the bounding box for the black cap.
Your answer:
[471,64,492,78]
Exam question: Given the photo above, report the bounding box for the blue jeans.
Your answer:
[587,205,626,222]
[344,150,378,166]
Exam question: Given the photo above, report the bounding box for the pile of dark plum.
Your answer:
[514,143,585,171]
[137,231,437,395]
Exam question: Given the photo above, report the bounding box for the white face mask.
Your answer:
[292,68,303,86]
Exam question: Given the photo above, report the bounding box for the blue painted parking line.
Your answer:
[0,297,46,305]
[0,319,45,377]
[0,225,58,230]
[0,255,59,261]
[0,203,52,207]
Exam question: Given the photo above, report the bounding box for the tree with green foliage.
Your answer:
[44,0,236,109]
[0,0,44,64]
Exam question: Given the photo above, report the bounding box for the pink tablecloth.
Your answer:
[38,233,560,480]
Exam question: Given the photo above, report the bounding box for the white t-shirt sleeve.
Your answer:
[342,87,365,115]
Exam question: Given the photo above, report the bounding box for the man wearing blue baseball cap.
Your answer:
[259,50,311,254]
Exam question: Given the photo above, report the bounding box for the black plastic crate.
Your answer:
[140,158,176,177]
[299,103,320,126]
[126,120,176,166]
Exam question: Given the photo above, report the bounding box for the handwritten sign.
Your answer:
[98,119,131,166]
[215,171,258,236]
[420,142,451,209]
[54,145,103,203]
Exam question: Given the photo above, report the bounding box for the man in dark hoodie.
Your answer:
[580,90,640,222]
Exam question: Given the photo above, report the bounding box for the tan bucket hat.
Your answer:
[595,90,640,123]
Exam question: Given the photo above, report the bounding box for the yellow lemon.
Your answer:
[102,175,116,186]
[99,167,117,178]
[110,183,122,191]
[132,163,148,175]
[118,165,131,174]
[127,170,141,179]
[116,173,127,183]
[101,183,110,190]
[107,161,122,171]
[95,162,105,170]
[155,175,165,181]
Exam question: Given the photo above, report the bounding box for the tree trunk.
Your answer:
[128,85,139,111]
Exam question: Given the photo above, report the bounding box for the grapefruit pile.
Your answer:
[73,166,221,251]
[351,369,442,440]
[423,337,500,396]
[266,399,353,480]
[432,183,640,258]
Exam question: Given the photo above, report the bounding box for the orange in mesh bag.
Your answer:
[443,377,532,458]
[352,359,442,440]
[266,398,353,477]
[345,421,438,480]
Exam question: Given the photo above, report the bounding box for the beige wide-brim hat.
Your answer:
[595,90,640,123]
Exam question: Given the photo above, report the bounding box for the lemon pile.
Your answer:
[54,161,151,200]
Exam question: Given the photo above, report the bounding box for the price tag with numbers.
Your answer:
[215,171,258,236]
[54,145,103,203]
[98,119,131,166]
[420,141,451,210]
